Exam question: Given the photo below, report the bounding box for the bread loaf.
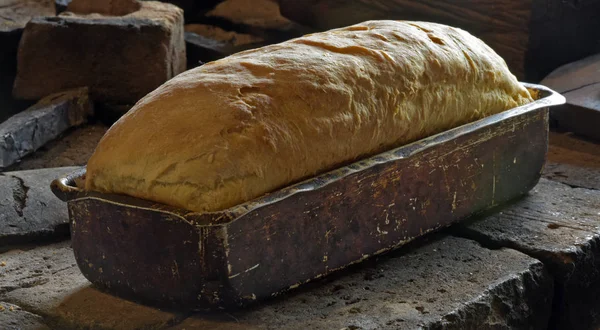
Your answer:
[85,20,534,213]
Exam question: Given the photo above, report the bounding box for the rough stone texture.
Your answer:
[171,236,552,330]
[542,53,600,141]
[0,87,93,169]
[185,31,266,68]
[151,0,224,21]
[0,242,180,329]
[207,0,291,29]
[0,301,50,330]
[457,178,600,330]
[7,124,107,172]
[543,132,600,190]
[67,0,141,16]
[185,24,263,46]
[0,167,79,246]
[0,0,54,122]
[13,1,186,104]
[0,0,55,34]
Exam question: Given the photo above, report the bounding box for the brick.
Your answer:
[542,53,600,140]
[8,124,108,171]
[0,87,93,169]
[13,0,186,104]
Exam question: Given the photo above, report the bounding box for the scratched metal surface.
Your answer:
[52,84,565,310]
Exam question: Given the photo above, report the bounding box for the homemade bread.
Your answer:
[85,20,534,213]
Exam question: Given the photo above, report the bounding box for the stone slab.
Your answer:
[0,0,54,122]
[7,124,108,172]
[0,0,55,34]
[67,0,141,16]
[543,132,600,190]
[55,0,72,13]
[541,53,600,141]
[0,167,80,246]
[0,301,50,330]
[13,0,186,104]
[456,178,600,330]
[0,242,180,329]
[185,31,266,68]
[0,87,93,169]
[185,24,264,46]
[170,236,552,330]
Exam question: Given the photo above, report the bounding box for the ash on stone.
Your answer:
[0,87,93,169]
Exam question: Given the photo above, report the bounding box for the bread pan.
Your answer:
[51,83,565,310]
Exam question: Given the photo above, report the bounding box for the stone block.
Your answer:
[0,167,80,246]
[457,178,600,329]
[0,87,93,169]
[0,0,55,122]
[184,24,266,69]
[7,124,108,171]
[0,0,55,36]
[171,236,552,329]
[0,242,180,329]
[541,53,600,141]
[12,0,186,104]
[542,132,600,191]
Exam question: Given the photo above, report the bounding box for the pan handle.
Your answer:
[50,167,87,202]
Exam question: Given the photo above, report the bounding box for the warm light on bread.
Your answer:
[85,20,534,213]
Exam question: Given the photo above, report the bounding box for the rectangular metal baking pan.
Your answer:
[51,83,564,310]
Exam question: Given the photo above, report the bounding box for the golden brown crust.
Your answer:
[85,20,533,213]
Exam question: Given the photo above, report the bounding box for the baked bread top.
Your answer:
[85,20,533,213]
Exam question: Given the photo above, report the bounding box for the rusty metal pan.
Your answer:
[51,83,565,310]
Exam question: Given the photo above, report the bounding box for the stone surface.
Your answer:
[185,31,265,68]
[543,132,600,190]
[172,236,552,329]
[457,178,600,330]
[7,124,107,171]
[152,0,224,21]
[0,301,50,330]
[0,0,55,33]
[0,242,180,329]
[207,0,291,30]
[0,167,79,246]
[0,87,93,169]
[0,0,54,122]
[542,53,600,140]
[55,0,72,13]
[67,0,141,16]
[185,23,263,46]
[13,1,186,104]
